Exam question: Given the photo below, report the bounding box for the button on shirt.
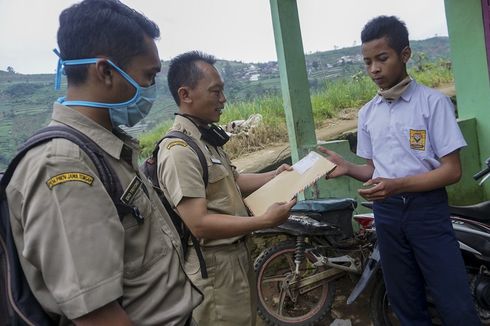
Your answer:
[357,80,467,179]
[6,103,202,324]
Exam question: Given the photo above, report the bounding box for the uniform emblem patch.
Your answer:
[410,129,426,150]
[167,140,188,149]
[46,172,94,189]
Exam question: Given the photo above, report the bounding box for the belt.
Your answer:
[199,236,248,251]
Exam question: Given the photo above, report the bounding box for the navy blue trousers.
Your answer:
[373,188,480,326]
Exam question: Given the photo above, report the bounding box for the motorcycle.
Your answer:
[253,198,376,325]
[348,156,490,325]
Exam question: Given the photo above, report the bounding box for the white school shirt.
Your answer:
[356,80,467,179]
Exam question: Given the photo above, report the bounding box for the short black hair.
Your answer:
[361,15,409,54]
[167,51,217,106]
[57,0,160,85]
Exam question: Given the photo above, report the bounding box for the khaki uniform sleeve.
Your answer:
[157,139,206,206]
[8,144,124,319]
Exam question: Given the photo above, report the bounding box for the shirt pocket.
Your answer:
[122,187,169,277]
[402,127,430,159]
[208,161,229,183]
[206,162,231,207]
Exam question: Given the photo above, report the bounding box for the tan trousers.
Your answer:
[185,239,257,326]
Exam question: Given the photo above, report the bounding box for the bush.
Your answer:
[4,83,43,98]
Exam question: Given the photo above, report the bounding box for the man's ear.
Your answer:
[94,59,114,86]
[401,46,411,64]
[178,86,192,104]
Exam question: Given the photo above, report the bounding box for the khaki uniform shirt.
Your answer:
[157,115,249,246]
[7,103,202,325]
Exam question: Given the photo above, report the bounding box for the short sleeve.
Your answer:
[428,96,467,158]
[157,140,206,206]
[356,107,373,159]
[7,149,124,319]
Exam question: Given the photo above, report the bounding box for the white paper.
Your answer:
[293,151,320,175]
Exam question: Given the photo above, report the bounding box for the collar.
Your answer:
[172,114,204,140]
[51,102,138,160]
[375,77,416,105]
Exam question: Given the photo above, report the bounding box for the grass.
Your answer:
[139,61,454,160]
[138,120,173,158]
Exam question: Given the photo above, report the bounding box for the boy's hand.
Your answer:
[358,178,400,201]
[317,147,349,178]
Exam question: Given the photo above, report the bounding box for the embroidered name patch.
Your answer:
[120,175,143,205]
[46,172,94,189]
[167,140,188,149]
[409,129,426,150]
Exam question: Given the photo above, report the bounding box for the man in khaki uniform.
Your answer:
[6,1,201,324]
[158,51,297,326]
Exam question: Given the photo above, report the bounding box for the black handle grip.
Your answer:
[473,167,490,180]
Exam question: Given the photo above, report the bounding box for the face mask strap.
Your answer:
[53,49,63,90]
[52,49,140,97]
[52,51,142,108]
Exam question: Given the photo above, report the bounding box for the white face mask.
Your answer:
[53,50,157,127]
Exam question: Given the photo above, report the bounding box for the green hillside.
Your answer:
[0,37,451,169]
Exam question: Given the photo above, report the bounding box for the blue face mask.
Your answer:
[53,49,157,128]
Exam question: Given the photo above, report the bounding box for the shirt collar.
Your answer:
[375,79,416,105]
[172,114,204,139]
[51,102,139,160]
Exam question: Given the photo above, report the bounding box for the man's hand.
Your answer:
[273,163,293,178]
[358,178,401,201]
[262,198,297,227]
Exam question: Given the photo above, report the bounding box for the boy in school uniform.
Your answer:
[320,16,480,325]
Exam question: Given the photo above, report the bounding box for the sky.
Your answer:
[0,0,449,74]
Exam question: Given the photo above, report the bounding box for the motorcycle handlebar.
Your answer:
[473,167,490,181]
[473,157,490,181]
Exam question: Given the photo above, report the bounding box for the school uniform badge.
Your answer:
[409,129,426,150]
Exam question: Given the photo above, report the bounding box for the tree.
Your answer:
[6,66,15,74]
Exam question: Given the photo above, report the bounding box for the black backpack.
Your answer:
[0,125,133,325]
[141,130,209,278]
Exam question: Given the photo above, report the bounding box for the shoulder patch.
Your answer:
[46,172,94,189]
[167,140,188,149]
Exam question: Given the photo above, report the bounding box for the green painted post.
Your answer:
[269,0,317,165]
[444,0,490,198]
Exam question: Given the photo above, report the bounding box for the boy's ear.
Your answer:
[178,86,192,104]
[401,46,411,64]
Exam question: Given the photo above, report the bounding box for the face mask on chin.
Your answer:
[53,49,157,128]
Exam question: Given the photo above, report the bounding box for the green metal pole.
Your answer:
[270,0,317,164]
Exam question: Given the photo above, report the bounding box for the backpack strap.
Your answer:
[145,130,209,278]
[163,131,209,278]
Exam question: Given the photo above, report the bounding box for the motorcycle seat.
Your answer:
[277,215,339,236]
[291,198,357,213]
[449,201,490,223]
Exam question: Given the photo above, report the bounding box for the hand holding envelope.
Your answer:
[244,151,336,216]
